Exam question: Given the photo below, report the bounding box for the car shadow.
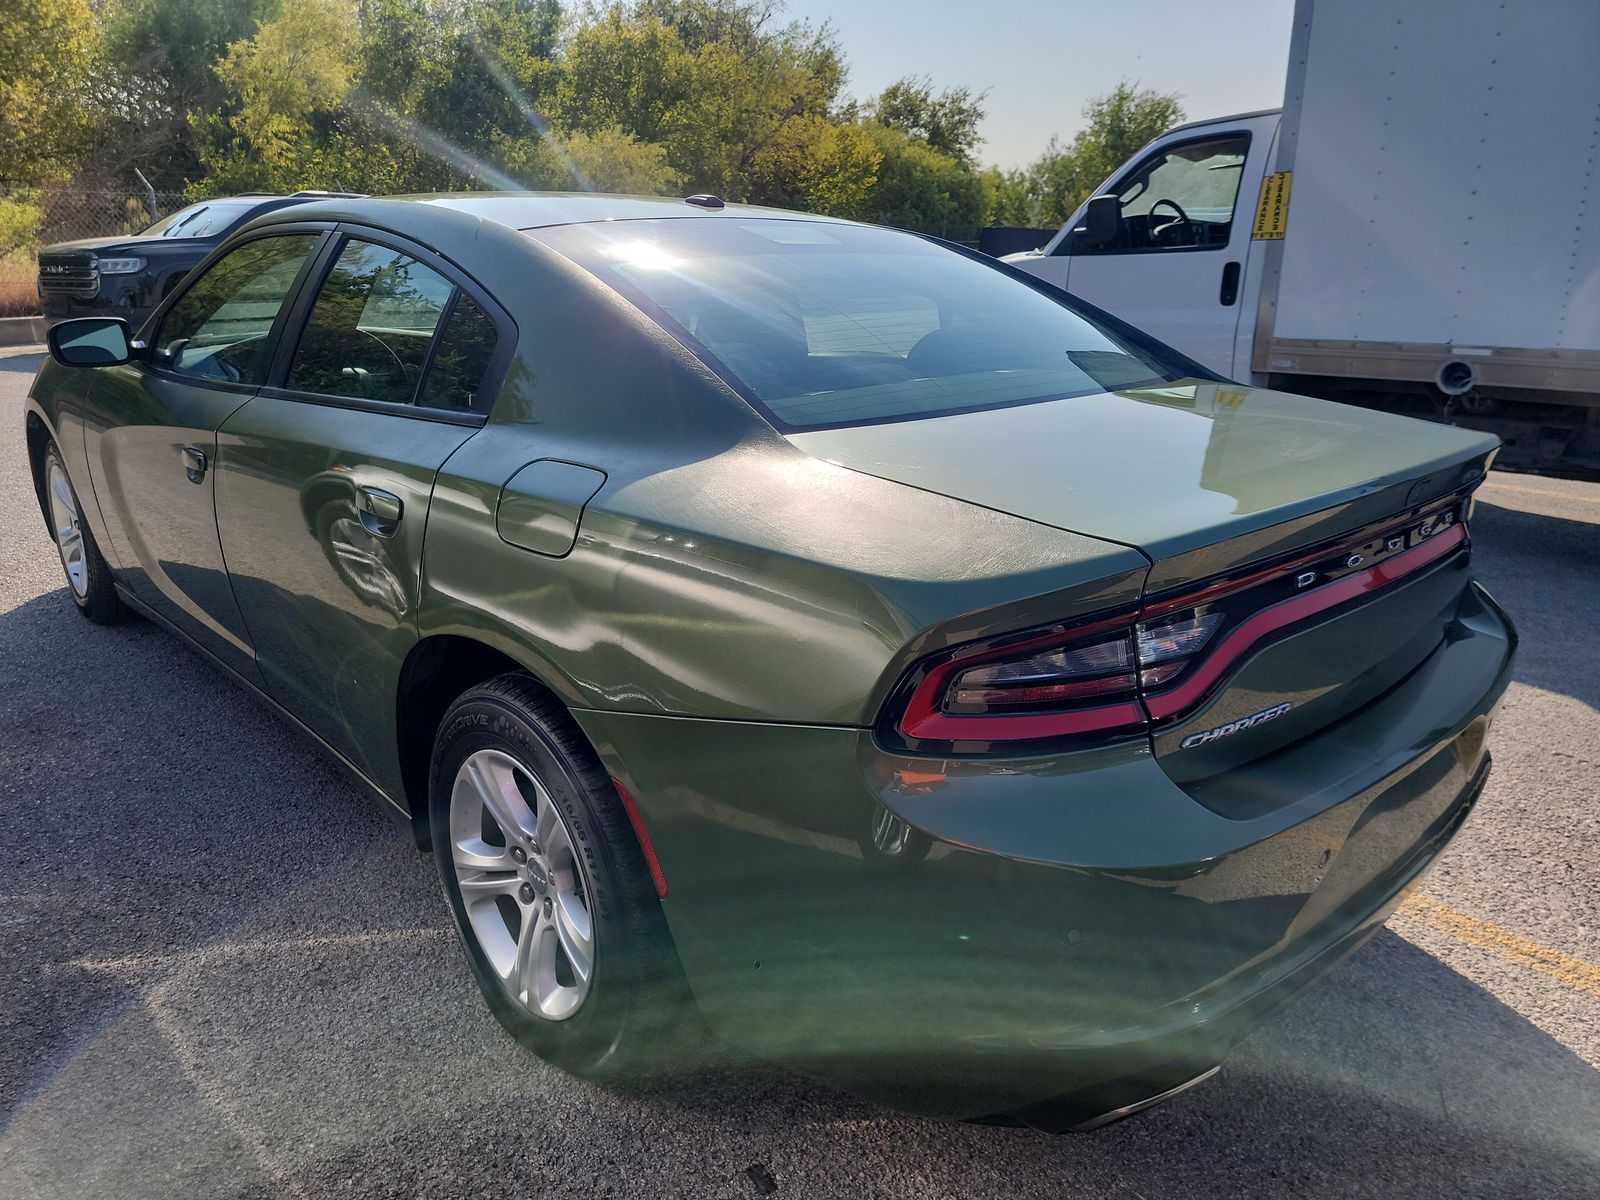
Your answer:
[282,922,1600,1198]
[2,549,1596,1198]
[0,349,45,375]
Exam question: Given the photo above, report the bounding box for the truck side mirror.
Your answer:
[1075,194,1122,247]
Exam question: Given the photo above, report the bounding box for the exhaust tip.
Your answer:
[1437,359,1477,396]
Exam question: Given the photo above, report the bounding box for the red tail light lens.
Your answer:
[898,609,1226,743]
[894,613,1148,743]
[884,497,1471,752]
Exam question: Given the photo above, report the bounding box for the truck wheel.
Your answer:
[429,673,695,1077]
[42,443,128,625]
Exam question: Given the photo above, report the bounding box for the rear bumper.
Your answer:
[575,581,1515,1126]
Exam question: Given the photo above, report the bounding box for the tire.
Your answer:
[429,673,694,1077]
[42,442,128,625]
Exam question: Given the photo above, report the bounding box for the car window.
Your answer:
[142,200,262,239]
[418,293,499,412]
[287,239,455,405]
[1082,133,1250,253]
[154,234,320,384]
[530,218,1187,431]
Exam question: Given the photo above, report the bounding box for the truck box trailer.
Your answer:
[1008,0,1600,471]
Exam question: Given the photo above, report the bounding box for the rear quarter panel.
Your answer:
[417,226,1150,724]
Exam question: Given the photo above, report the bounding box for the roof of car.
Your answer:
[261,191,850,232]
[228,191,370,202]
[413,192,850,230]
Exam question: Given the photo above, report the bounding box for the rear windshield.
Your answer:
[142,200,261,239]
[528,218,1189,431]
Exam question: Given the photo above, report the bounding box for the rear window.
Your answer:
[527,218,1188,431]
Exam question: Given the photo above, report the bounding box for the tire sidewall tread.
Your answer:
[428,673,687,1077]
[43,442,128,626]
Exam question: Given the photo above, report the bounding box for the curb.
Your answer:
[0,315,47,348]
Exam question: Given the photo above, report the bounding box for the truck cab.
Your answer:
[1005,0,1600,474]
[1007,110,1280,381]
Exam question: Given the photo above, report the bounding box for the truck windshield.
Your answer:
[528,218,1190,431]
[142,201,259,239]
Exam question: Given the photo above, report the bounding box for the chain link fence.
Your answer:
[1,185,194,317]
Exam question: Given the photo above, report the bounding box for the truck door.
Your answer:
[1018,121,1270,376]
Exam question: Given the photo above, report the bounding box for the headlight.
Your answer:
[94,257,145,274]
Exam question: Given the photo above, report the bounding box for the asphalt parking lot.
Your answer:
[1,344,1597,1199]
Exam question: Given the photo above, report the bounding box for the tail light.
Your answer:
[1136,610,1225,685]
[885,498,1470,752]
[896,608,1226,744]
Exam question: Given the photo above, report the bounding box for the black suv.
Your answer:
[36,191,365,331]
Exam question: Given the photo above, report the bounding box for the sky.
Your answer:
[783,0,1298,169]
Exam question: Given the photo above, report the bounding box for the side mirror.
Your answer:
[1074,194,1122,247]
[48,318,133,367]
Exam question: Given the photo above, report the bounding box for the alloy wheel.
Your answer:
[46,458,89,599]
[449,748,596,1020]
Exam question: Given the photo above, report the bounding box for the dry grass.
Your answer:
[0,251,40,318]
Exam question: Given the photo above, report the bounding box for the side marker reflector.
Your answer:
[613,778,668,899]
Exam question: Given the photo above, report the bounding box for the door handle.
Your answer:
[356,485,404,538]
[181,446,207,484]
[1219,261,1242,307]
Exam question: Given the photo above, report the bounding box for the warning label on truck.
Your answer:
[1252,172,1292,239]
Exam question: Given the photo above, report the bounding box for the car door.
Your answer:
[85,228,328,682]
[213,227,508,797]
[1022,124,1267,375]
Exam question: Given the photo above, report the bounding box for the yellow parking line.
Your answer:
[1399,894,1600,997]
[1479,480,1600,506]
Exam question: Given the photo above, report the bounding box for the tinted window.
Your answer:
[419,294,499,412]
[530,219,1186,431]
[155,234,319,384]
[1082,133,1249,253]
[142,200,262,239]
[288,239,454,405]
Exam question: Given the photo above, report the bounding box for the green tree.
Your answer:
[867,77,986,164]
[503,125,682,193]
[979,165,1037,227]
[106,0,279,187]
[218,0,360,165]
[1019,82,1185,225]
[201,0,361,191]
[556,1,854,202]
[412,0,565,154]
[1069,81,1185,191]
[858,122,986,237]
[0,0,103,185]
[746,115,879,216]
[346,0,565,193]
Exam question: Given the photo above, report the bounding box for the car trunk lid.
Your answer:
[787,381,1494,570]
[790,380,1498,783]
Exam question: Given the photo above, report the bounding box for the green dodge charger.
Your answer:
[25,194,1515,1132]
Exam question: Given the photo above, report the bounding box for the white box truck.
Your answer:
[1008,0,1600,471]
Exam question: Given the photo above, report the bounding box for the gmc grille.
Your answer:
[38,255,99,299]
